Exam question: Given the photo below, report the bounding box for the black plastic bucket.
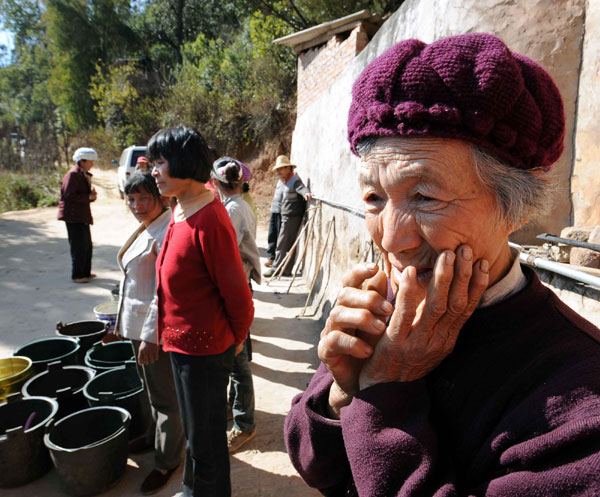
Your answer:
[56,320,108,362]
[0,393,59,488]
[83,363,150,441]
[22,361,96,420]
[84,341,135,372]
[14,337,80,374]
[44,406,130,496]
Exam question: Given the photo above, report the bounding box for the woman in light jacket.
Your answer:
[111,171,184,495]
[211,157,261,453]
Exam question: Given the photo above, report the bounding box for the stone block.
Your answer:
[570,247,600,268]
[589,226,600,244]
[560,226,593,242]
[549,244,571,263]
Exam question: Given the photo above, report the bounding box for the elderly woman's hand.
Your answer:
[318,263,393,417]
[359,245,489,389]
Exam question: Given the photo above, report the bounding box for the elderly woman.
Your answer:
[284,33,600,496]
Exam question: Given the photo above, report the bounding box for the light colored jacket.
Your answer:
[223,195,261,285]
[115,209,171,344]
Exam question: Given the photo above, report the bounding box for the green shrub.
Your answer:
[0,169,65,213]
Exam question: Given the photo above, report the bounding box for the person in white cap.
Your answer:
[57,147,98,283]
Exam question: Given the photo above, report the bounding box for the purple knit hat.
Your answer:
[347,33,565,171]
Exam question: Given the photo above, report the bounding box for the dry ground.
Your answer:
[0,168,323,497]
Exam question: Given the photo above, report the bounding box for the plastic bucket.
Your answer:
[84,341,135,372]
[0,357,33,402]
[56,320,108,362]
[83,363,151,441]
[0,394,59,488]
[22,361,96,420]
[14,337,80,374]
[93,301,118,333]
[44,406,130,496]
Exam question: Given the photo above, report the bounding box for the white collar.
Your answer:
[478,248,526,308]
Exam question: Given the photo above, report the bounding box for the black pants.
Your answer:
[171,346,235,497]
[266,212,281,261]
[65,222,92,279]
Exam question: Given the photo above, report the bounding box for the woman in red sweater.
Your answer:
[148,125,254,497]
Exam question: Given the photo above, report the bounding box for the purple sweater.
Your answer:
[284,267,600,496]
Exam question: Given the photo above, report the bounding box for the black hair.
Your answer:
[242,182,250,193]
[124,171,161,200]
[146,125,212,182]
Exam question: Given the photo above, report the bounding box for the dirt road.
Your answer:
[0,168,322,497]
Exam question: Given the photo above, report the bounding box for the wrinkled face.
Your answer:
[151,156,191,198]
[126,187,163,226]
[360,137,512,290]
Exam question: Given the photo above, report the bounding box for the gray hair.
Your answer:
[355,137,554,229]
[470,146,554,228]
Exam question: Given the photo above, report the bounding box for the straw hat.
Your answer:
[271,155,296,172]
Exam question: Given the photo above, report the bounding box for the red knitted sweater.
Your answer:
[156,199,254,355]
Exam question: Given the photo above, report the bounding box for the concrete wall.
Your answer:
[573,0,600,227]
[290,0,597,323]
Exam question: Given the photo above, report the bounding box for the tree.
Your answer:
[45,0,140,130]
[0,0,59,170]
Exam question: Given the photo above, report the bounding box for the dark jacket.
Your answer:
[281,173,310,217]
[284,266,600,496]
[57,165,94,224]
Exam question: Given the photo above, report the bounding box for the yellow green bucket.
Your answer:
[0,357,33,402]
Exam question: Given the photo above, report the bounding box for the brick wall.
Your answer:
[297,25,369,116]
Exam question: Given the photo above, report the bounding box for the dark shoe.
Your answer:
[72,277,91,283]
[128,436,153,454]
[141,467,177,495]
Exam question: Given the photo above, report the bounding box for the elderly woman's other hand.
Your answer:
[318,262,392,417]
[359,245,488,389]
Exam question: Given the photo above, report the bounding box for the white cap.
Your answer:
[73,147,98,163]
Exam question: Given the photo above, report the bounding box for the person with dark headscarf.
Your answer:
[284,33,600,496]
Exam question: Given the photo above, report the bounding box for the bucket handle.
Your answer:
[46,360,63,373]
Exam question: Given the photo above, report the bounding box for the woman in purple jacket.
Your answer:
[284,33,600,496]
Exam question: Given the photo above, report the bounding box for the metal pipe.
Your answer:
[536,233,600,253]
[311,195,365,219]
[509,242,600,289]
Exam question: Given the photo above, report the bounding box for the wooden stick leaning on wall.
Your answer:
[286,209,317,294]
[267,205,320,285]
[301,217,335,316]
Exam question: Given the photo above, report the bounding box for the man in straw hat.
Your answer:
[58,147,98,283]
[264,155,312,278]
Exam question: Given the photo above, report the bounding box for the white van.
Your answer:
[113,145,147,198]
